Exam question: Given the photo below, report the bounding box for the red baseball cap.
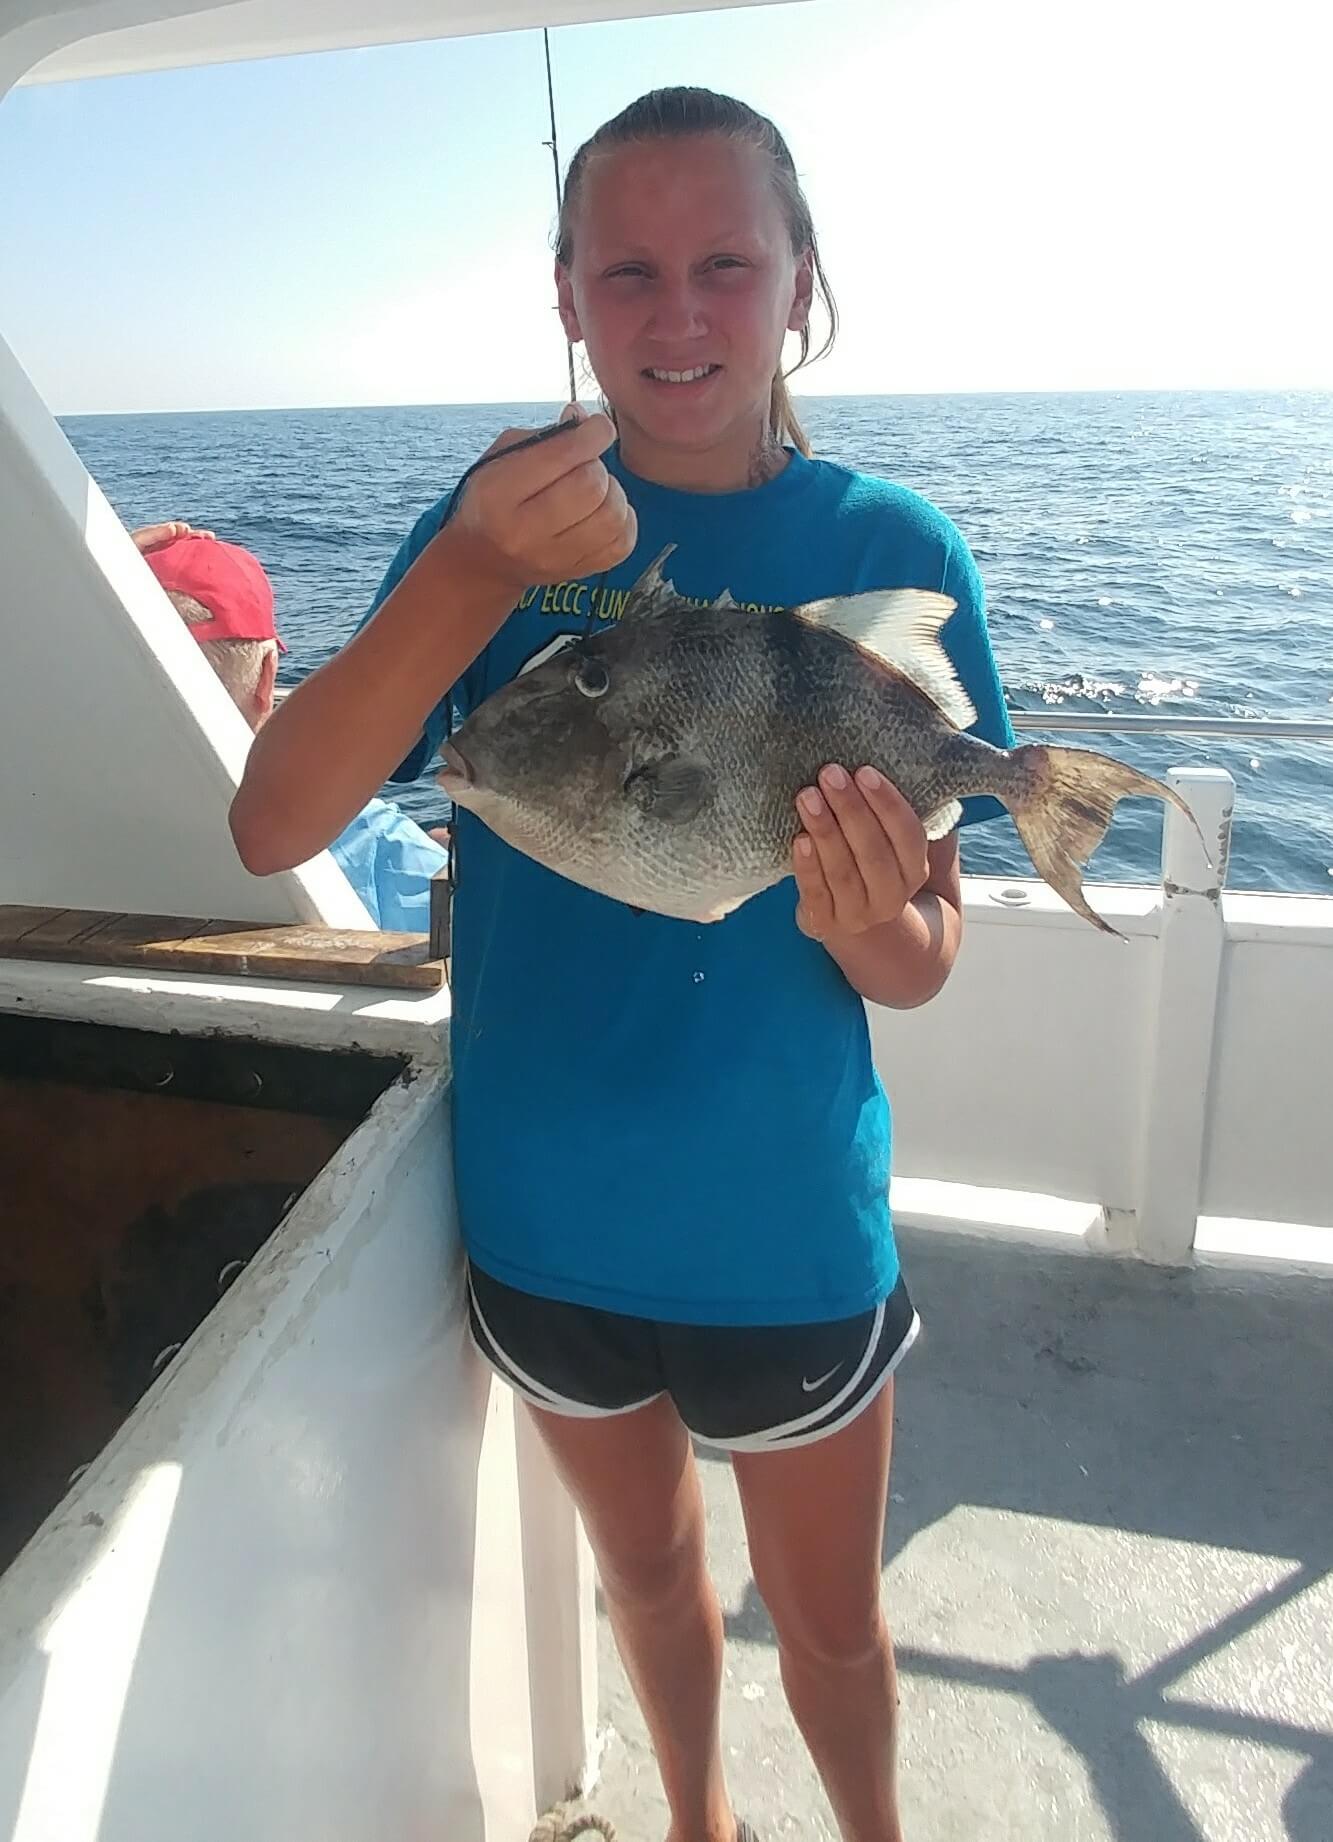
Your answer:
[144,533,287,652]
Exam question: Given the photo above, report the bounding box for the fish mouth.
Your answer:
[640,363,724,387]
[437,742,474,792]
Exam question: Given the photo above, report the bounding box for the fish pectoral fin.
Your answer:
[693,896,744,923]
[625,756,714,824]
[793,587,976,731]
[923,798,963,841]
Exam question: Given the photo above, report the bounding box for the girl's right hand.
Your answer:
[440,409,637,595]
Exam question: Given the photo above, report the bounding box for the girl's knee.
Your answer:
[759,1577,888,1670]
[597,1521,708,1615]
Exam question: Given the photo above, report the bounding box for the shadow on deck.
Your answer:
[573,1225,1333,1841]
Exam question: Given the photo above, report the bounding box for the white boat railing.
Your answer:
[876,751,1333,1267]
[1007,711,1333,741]
[276,692,1333,743]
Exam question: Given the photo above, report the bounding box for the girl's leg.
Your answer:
[731,1380,902,1842]
[527,1395,736,1842]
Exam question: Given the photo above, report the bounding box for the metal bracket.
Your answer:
[429,833,454,984]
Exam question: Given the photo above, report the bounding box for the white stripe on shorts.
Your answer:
[467,1273,664,1421]
[703,1310,921,1455]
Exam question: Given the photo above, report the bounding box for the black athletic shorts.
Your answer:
[467,1264,919,1453]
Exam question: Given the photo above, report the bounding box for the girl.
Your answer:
[231,86,1013,1842]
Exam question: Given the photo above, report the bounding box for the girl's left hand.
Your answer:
[792,764,930,940]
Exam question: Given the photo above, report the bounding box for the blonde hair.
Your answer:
[168,590,275,710]
[555,86,838,458]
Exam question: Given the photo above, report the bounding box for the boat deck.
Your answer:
[566,1223,1333,1841]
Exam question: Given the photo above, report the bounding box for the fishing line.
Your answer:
[542,27,579,407]
[432,422,581,1061]
[445,24,593,1067]
[439,416,582,526]
[437,369,585,1064]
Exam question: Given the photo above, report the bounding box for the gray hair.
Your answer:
[167,590,275,709]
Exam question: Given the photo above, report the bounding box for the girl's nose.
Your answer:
[646,279,708,341]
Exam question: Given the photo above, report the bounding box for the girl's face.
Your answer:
[556,134,813,488]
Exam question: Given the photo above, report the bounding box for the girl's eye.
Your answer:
[575,659,610,699]
[606,264,648,280]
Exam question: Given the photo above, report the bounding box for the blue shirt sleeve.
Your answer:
[937,520,1014,828]
[358,495,456,784]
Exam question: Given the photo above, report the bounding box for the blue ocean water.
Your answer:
[62,391,1333,895]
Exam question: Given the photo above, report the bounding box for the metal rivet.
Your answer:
[152,1342,183,1375]
[217,1259,246,1294]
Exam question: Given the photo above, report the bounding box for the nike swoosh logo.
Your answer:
[801,1364,843,1394]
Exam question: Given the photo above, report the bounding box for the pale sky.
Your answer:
[1,0,1329,414]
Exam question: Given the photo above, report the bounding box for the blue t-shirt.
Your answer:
[329,797,449,932]
[362,446,1013,1326]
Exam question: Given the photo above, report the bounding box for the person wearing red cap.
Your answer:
[136,523,450,931]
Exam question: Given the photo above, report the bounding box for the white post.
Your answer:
[1134,766,1235,1263]
[514,1408,600,1809]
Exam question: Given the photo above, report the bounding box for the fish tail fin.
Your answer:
[1001,744,1205,937]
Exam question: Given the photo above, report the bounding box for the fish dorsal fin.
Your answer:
[794,587,976,730]
[623,551,741,620]
[623,544,683,618]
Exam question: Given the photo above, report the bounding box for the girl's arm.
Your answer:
[229,413,636,876]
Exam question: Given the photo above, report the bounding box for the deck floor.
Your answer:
[565,1224,1333,1842]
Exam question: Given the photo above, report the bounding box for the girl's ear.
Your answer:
[555,260,583,344]
[787,250,814,333]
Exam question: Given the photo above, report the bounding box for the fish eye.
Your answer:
[575,659,610,699]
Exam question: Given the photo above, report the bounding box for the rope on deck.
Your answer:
[527,1805,618,1842]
